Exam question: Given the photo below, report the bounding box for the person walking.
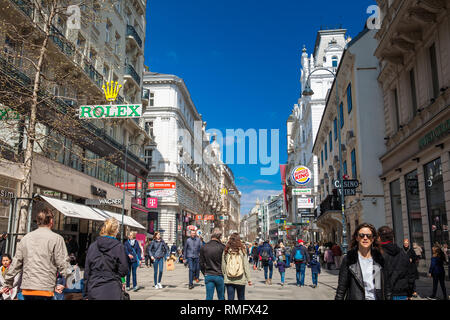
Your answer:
[427,246,448,300]
[284,245,291,268]
[0,254,21,300]
[148,231,169,289]
[276,255,286,286]
[124,231,142,292]
[259,240,274,285]
[144,239,151,268]
[0,233,7,255]
[324,246,334,270]
[403,238,419,298]
[199,228,225,300]
[251,242,259,270]
[184,230,203,289]
[170,243,178,256]
[83,218,129,300]
[222,233,252,300]
[331,243,342,269]
[377,226,415,300]
[292,239,310,287]
[308,254,321,288]
[335,223,391,300]
[442,243,450,281]
[0,209,71,300]
[256,240,264,271]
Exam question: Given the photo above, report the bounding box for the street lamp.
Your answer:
[302,66,348,255]
[120,142,144,241]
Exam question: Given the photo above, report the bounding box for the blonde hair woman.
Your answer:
[124,230,142,291]
[83,218,129,300]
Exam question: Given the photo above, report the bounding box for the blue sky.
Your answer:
[144,0,376,215]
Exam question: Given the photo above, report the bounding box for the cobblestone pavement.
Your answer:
[127,262,450,300]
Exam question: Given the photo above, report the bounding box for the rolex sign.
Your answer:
[79,104,142,119]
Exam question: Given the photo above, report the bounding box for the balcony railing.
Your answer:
[49,26,75,57]
[319,195,341,216]
[124,64,141,85]
[126,25,143,48]
[11,0,34,18]
[84,61,104,89]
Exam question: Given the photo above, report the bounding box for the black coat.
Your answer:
[83,236,129,300]
[335,248,392,300]
[403,246,419,280]
[0,238,6,255]
[199,239,225,276]
[381,243,415,297]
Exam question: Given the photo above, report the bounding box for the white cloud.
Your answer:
[253,179,273,185]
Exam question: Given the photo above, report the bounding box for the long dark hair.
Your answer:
[350,223,379,249]
[224,233,246,254]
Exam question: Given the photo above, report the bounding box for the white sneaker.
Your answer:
[157,283,163,289]
[154,285,159,290]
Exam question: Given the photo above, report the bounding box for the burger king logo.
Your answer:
[291,166,311,185]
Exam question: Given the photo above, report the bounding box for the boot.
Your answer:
[269,279,272,285]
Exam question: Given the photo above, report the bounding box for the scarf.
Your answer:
[129,239,136,246]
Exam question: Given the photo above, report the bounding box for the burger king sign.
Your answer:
[291,166,312,186]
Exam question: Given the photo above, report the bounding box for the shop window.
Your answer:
[424,158,448,247]
[405,170,424,248]
[390,179,404,247]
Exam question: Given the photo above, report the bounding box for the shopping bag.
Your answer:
[166,260,175,271]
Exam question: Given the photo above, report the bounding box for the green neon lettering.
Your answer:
[128,105,140,117]
[117,106,127,117]
[105,105,115,118]
[80,106,92,118]
[93,106,104,118]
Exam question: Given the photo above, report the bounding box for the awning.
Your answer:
[40,195,145,230]
[91,208,145,230]
[40,195,105,222]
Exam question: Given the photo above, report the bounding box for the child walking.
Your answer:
[308,255,321,288]
[276,256,286,286]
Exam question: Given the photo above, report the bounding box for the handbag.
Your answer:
[166,259,175,271]
[121,290,130,300]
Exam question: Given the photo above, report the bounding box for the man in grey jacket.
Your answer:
[1,208,72,300]
[184,230,203,289]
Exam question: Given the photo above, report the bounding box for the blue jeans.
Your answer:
[205,275,225,300]
[296,263,306,285]
[154,258,164,285]
[53,292,64,300]
[312,272,318,286]
[126,263,138,288]
[226,284,245,300]
[263,261,273,280]
[280,271,285,284]
[285,254,291,267]
[392,296,407,300]
[187,257,200,286]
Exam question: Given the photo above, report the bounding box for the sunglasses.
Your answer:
[358,233,374,240]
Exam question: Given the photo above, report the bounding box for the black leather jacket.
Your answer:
[335,248,392,300]
[199,239,225,276]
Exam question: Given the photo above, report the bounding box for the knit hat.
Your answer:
[297,239,304,244]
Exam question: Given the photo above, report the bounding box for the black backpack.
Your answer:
[260,249,270,262]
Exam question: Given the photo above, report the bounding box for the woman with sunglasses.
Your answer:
[335,223,392,300]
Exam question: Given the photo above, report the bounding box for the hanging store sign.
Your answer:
[195,215,203,221]
[0,188,15,199]
[146,198,158,209]
[292,188,312,196]
[187,225,198,231]
[0,106,20,121]
[147,189,176,198]
[115,182,143,190]
[291,166,312,186]
[79,82,142,119]
[297,197,314,209]
[204,215,215,221]
[79,104,142,119]
[219,215,229,221]
[85,198,122,205]
[148,182,177,189]
[334,180,359,189]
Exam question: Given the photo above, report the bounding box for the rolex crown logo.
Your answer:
[103,81,122,102]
